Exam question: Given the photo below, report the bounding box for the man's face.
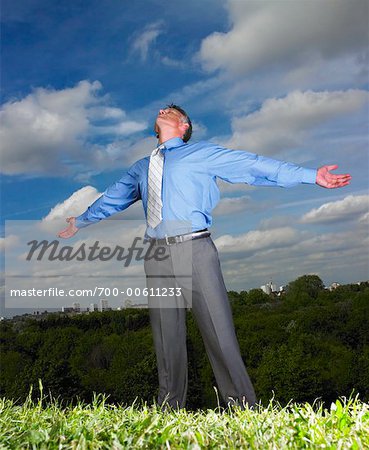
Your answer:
[154,108,188,138]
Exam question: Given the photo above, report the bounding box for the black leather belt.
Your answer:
[148,228,210,245]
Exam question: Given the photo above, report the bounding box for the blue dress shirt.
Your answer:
[75,137,317,238]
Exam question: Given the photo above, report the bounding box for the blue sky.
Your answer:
[1,0,368,307]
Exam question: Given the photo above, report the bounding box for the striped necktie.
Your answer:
[147,144,165,229]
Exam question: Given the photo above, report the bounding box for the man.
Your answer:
[58,104,351,410]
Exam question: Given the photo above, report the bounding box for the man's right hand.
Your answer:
[58,217,79,239]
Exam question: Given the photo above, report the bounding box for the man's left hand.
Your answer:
[316,165,351,189]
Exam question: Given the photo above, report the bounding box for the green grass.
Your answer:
[1,384,368,449]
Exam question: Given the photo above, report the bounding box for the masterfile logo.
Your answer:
[25,238,169,265]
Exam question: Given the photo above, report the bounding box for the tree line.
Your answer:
[1,275,368,410]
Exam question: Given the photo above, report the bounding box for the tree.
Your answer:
[287,275,324,304]
[246,289,270,305]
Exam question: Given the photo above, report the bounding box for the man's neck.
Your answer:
[158,131,183,144]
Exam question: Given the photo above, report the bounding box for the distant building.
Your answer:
[72,302,81,312]
[261,284,271,295]
[329,282,341,291]
[124,299,132,308]
[61,306,74,313]
[89,303,98,312]
[99,299,111,312]
[277,286,286,297]
[261,280,278,295]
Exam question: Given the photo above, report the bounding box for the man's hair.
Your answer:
[167,103,192,142]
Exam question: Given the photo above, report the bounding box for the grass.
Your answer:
[0,383,368,449]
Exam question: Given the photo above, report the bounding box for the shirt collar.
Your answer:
[161,137,186,151]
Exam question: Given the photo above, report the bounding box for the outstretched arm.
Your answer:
[315,165,351,189]
[204,144,351,189]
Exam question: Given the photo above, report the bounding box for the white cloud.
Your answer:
[43,186,101,222]
[93,135,157,169]
[130,22,163,62]
[87,106,125,120]
[191,121,208,140]
[161,56,186,69]
[94,121,148,136]
[41,184,145,234]
[214,226,300,253]
[300,194,369,224]
[0,235,19,252]
[359,212,369,224]
[213,195,253,216]
[40,186,102,232]
[216,222,368,290]
[0,80,147,176]
[225,89,369,154]
[199,0,368,76]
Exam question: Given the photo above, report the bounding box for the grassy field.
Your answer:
[1,386,368,449]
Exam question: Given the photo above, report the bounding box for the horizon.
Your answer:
[3,276,368,319]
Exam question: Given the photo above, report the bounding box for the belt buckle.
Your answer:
[165,235,174,245]
[164,234,188,245]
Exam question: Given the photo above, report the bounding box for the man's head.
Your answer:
[154,103,192,143]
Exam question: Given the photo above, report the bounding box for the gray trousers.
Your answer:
[144,235,256,410]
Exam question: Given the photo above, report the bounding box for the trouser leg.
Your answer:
[144,251,188,410]
[190,237,257,409]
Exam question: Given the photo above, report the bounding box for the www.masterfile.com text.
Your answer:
[9,287,183,298]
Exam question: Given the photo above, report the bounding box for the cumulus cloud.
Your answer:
[40,186,102,233]
[93,136,156,171]
[41,184,145,233]
[0,235,20,252]
[43,186,101,223]
[130,22,163,62]
[199,0,368,76]
[87,106,125,120]
[213,195,253,216]
[300,194,369,224]
[215,219,368,290]
[214,226,300,254]
[0,80,147,176]
[94,121,148,136]
[225,89,369,154]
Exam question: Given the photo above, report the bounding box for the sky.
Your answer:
[1,0,368,314]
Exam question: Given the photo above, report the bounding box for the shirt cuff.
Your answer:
[74,216,90,229]
[301,168,317,184]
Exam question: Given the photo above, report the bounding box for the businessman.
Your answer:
[58,104,351,410]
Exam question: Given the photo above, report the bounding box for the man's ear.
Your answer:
[181,122,189,133]
[180,122,189,139]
